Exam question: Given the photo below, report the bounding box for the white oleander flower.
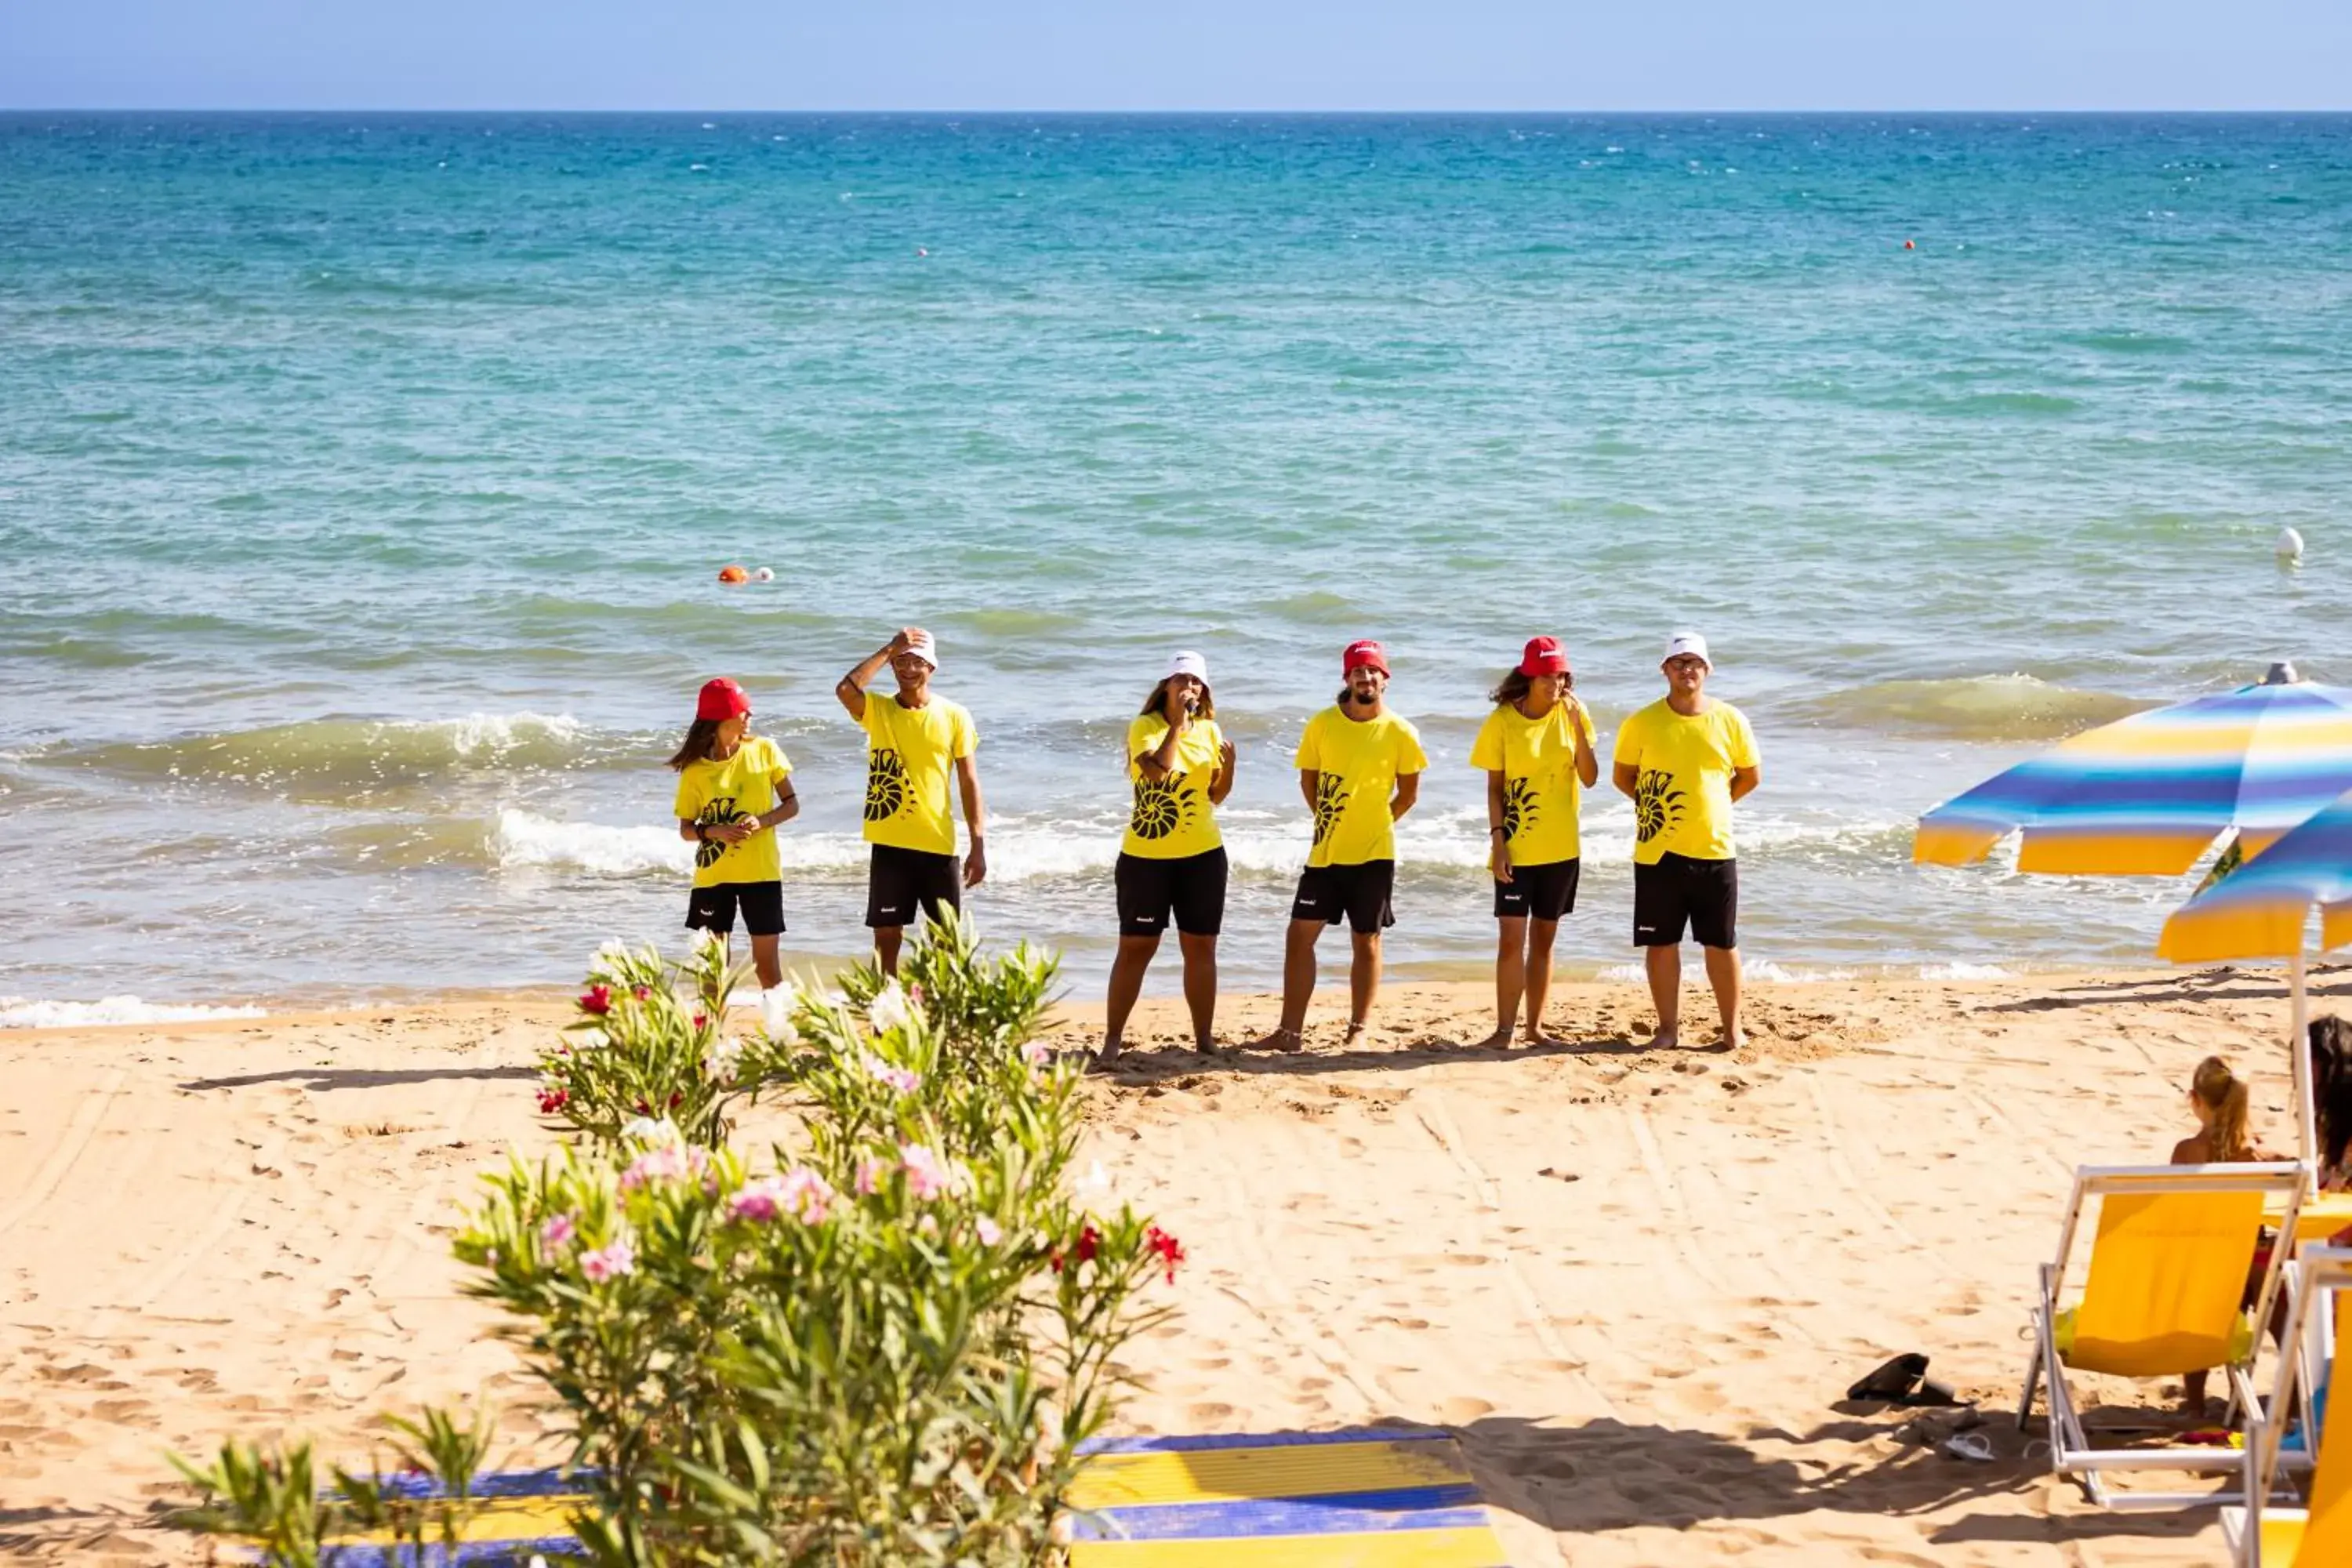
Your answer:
[866,982,917,1035]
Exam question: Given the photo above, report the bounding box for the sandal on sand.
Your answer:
[1938,1430,1996,1462]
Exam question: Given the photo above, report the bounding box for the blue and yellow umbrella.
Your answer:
[1914,675,2352,875]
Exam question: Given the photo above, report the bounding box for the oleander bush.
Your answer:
[176,918,1183,1567]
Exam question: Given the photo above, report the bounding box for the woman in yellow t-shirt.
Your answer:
[669,677,799,1033]
[1102,651,1237,1062]
[1469,637,1597,1048]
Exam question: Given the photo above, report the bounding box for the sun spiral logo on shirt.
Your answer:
[1501,777,1540,842]
[694,797,747,869]
[1130,774,1194,840]
[864,749,908,822]
[1312,773,1349,847]
[1635,768,1686,845]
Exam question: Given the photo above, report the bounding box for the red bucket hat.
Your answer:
[696,677,752,722]
[1342,639,1390,676]
[1519,636,1570,677]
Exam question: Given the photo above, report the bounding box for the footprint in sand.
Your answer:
[1439,1396,1495,1424]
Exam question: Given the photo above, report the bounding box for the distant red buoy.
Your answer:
[1904,239,1916,250]
[717,564,750,584]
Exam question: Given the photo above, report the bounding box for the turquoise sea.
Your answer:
[3,112,2348,1020]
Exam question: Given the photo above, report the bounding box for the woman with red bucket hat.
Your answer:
[1469,636,1598,1047]
[669,677,799,1032]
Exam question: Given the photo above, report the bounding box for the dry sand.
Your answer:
[6,967,2347,1565]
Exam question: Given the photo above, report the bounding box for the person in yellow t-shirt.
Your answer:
[1249,639,1428,1053]
[834,627,985,976]
[670,677,800,1028]
[1102,650,1240,1062]
[1469,636,1598,1050]
[1610,632,1762,1051]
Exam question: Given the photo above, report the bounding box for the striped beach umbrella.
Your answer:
[1913,673,2352,874]
[2158,785,2352,1163]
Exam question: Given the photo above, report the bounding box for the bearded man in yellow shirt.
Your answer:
[1610,632,1761,1051]
[835,626,987,976]
[1250,639,1428,1052]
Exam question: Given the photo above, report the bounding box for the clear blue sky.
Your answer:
[5,1,2348,111]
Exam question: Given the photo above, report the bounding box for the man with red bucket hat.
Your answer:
[1250,640,1427,1052]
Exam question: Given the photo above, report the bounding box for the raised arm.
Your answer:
[835,629,916,722]
[1568,697,1599,788]
[1134,708,1189,783]
[1209,734,1237,804]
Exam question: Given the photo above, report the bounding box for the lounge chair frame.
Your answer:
[2224,1245,2352,1568]
[2017,1162,2306,1511]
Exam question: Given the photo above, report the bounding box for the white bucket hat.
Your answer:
[1167,649,1208,681]
[1662,631,1711,670]
[903,630,939,670]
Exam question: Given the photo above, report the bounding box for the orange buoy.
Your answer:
[717,564,750,584]
[1904,239,1916,250]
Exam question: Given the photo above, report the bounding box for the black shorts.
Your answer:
[1495,856,1580,922]
[1115,848,1228,938]
[685,880,786,938]
[1632,853,1738,949]
[865,844,963,930]
[1290,859,1397,933]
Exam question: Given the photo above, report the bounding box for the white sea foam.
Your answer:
[0,995,267,1029]
[1918,961,2014,980]
[1595,960,1853,985]
[493,808,695,877]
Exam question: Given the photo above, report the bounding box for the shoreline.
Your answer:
[9,968,2351,1563]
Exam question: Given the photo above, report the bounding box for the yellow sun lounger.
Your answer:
[2224,1246,2352,1568]
[2018,1162,2304,1511]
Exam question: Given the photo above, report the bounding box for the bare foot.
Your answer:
[1646,1024,1679,1051]
[1520,1029,1567,1048]
[1247,1026,1304,1053]
[1471,1025,1515,1049]
[1341,1021,1370,1047]
[1098,1039,1124,1064]
[1708,1027,1745,1053]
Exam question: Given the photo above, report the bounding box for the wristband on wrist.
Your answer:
[694,823,708,842]
[1489,826,1505,837]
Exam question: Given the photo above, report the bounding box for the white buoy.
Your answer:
[2277,526,2306,564]
[750,566,775,583]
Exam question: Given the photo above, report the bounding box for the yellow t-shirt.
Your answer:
[1610,699,1759,865]
[1295,706,1428,868]
[859,695,978,856]
[673,736,793,888]
[1123,715,1226,859]
[1468,700,1596,866]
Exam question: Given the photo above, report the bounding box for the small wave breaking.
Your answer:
[72,714,592,792]
[0,995,267,1029]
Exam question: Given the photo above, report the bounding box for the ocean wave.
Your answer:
[493,808,695,877]
[0,995,267,1029]
[1918,961,2013,980]
[1788,675,2151,742]
[70,713,594,792]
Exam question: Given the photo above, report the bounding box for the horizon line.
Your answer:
[8,105,2352,117]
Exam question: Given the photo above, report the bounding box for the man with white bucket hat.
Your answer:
[1610,631,1761,1050]
[836,626,986,975]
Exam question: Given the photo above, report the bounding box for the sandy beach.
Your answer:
[6,966,2347,1566]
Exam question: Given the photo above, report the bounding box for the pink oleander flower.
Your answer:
[898,1142,964,1201]
[620,1142,712,1191]
[864,1054,921,1094]
[579,984,612,1016]
[975,1217,1003,1246]
[632,985,652,1002]
[1020,1040,1052,1067]
[731,1167,834,1225]
[854,1156,888,1196]
[539,1213,577,1250]
[579,1236,635,1283]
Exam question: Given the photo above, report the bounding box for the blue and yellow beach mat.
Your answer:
[310,1427,1512,1565]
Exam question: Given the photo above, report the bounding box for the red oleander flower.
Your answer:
[666,1091,682,1110]
[1076,1225,1100,1265]
[634,1098,652,1115]
[537,1087,570,1114]
[692,1013,707,1030]
[1145,1225,1185,1283]
[579,984,612,1016]
[633,985,652,1001]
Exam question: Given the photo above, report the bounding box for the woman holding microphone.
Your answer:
[1102,651,1236,1062]
[1471,636,1597,1047]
